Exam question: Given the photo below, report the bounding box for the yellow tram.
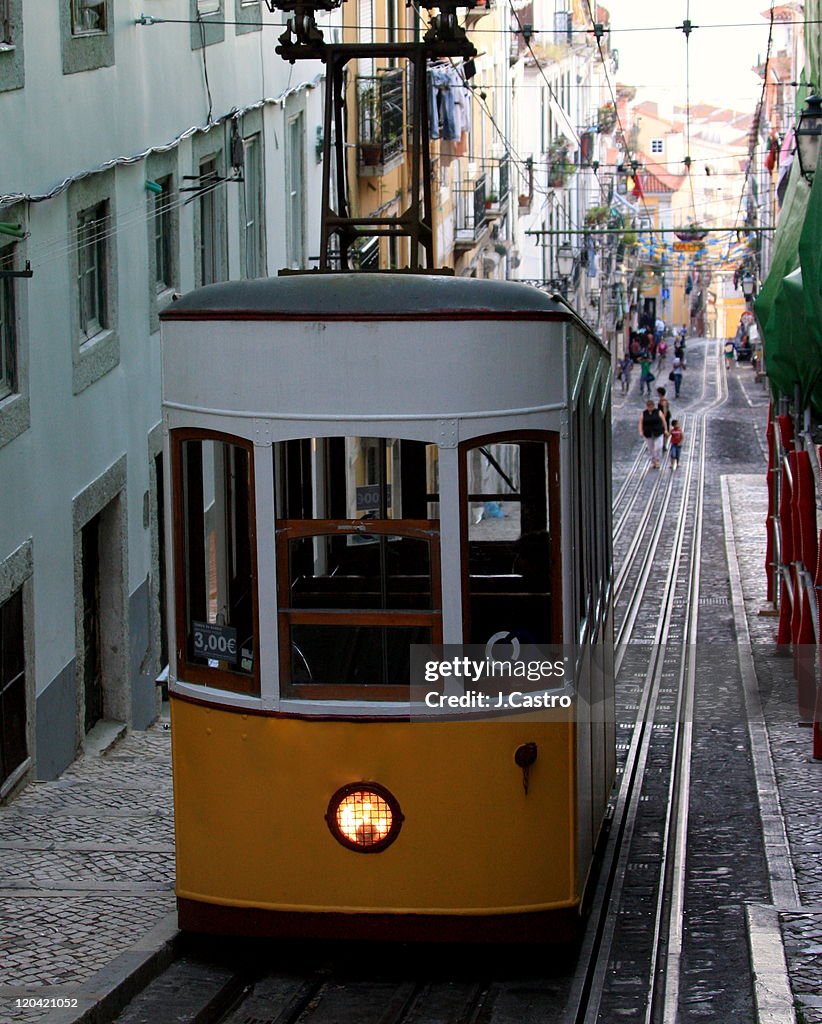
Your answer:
[160,274,615,941]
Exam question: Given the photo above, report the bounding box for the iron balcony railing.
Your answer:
[357,68,405,168]
[481,155,510,206]
[454,174,488,244]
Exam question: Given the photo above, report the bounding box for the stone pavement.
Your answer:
[727,472,822,1024]
[0,720,176,1024]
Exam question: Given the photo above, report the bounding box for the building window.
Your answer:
[198,159,221,286]
[0,243,16,401]
[234,0,262,34]
[147,153,179,330]
[0,587,27,791]
[650,138,664,155]
[153,176,175,294]
[242,134,265,279]
[190,0,225,47]
[286,114,305,270]
[68,172,118,392]
[61,0,113,74]
[1,0,12,44]
[72,0,106,34]
[0,0,24,93]
[77,201,108,340]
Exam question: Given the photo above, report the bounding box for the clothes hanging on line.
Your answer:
[428,65,471,143]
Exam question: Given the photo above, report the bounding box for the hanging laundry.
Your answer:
[427,64,460,142]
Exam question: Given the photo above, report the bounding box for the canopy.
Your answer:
[756,155,822,414]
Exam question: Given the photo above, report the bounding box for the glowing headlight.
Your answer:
[325,782,403,853]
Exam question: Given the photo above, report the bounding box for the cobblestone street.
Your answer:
[0,726,175,1022]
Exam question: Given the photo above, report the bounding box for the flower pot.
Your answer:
[360,143,383,166]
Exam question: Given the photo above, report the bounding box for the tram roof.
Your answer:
[161,273,573,321]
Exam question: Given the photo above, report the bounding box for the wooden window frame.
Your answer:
[459,430,563,646]
[276,518,442,700]
[171,428,260,696]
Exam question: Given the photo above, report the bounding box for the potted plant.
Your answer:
[358,83,383,166]
[485,192,499,209]
[597,102,617,133]
[584,204,610,227]
[548,140,575,188]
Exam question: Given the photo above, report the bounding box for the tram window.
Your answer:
[287,534,433,610]
[174,436,258,694]
[461,435,561,646]
[274,437,441,699]
[274,437,439,520]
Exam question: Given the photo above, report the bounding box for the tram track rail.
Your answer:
[566,338,729,1024]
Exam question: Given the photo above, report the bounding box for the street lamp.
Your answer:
[795,95,822,182]
[556,242,575,300]
[557,242,575,278]
[741,271,756,300]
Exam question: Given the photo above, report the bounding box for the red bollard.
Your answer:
[765,414,776,603]
[795,583,816,720]
[777,573,793,646]
[795,452,818,579]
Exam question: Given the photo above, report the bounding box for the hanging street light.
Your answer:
[741,271,756,300]
[557,242,575,278]
[795,95,822,182]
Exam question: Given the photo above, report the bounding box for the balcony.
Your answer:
[357,69,405,176]
[454,174,489,249]
[480,156,511,215]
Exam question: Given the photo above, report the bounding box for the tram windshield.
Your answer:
[274,437,441,699]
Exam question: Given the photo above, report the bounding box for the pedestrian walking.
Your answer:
[656,336,668,370]
[639,399,668,469]
[670,356,684,398]
[618,354,633,394]
[669,420,684,470]
[657,387,672,446]
[724,338,736,370]
[639,355,655,397]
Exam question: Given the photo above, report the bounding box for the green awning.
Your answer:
[756,156,822,413]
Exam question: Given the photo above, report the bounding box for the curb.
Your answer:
[41,913,181,1024]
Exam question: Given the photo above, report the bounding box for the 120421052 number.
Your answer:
[16,998,79,1008]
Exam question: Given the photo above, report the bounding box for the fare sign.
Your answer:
[192,621,238,664]
[673,241,702,252]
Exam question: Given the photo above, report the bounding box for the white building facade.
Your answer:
[0,0,331,790]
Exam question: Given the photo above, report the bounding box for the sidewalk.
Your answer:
[727,473,822,1024]
[0,718,177,1024]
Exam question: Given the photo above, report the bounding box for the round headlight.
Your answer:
[325,782,404,853]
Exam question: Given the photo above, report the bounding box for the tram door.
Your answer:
[82,516,103,733]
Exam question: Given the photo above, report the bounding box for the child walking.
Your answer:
[669,419,684,469]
